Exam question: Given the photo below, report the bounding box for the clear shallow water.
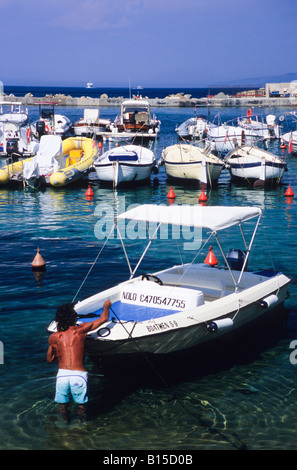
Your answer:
[1,101,297,450]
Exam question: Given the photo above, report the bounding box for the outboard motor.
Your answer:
[36,120,46,139]
[6,140,21,162]
[225,249,247,271]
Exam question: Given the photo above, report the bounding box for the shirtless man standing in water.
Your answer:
[47,300,111,422]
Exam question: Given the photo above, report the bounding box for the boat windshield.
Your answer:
[123,106,149,114]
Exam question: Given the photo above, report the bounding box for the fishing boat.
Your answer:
[0,136,97,188]
[47,204,291,363]
[106,99,161,141]
[160,143,224,187]
[224,145,287,186]
[72,108,111,138]
[30,102,72,140]
[94,144,158,187]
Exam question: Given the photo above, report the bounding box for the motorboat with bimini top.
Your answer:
[72,108,111,138]
[47,204,290,364]
[94,144,158,187]
[0,135,98,188]
[224,145,287,186]
[160,143,224,187]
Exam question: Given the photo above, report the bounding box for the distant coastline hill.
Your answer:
[211,73,297,88]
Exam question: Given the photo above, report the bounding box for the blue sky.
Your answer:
[1,0,296,87]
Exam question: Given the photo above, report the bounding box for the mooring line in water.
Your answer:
[72,225,115,303]
[109,305,247,450]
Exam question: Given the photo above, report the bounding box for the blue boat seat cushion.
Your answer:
[78,282,204,323]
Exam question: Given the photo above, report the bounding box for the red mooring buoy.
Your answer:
[167,186,176,199]
[199,188,207,203]
[285,184,294,197]
[32,247,46,271]
[85,185,94,197]
[204,246,218,267]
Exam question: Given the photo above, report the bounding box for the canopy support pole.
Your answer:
[237,214,261,287]
[130,223,161,279]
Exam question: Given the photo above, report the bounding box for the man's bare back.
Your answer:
[47,300,111,371]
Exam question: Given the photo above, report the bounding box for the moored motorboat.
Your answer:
[30,102,72,140]
[0,101,38,158]
[160,143,224,187]
[224,145,287,186]
[0,136,98,188]
[72,108,111,138]
[176,114,216,140]
[206,124,265,154]
[105,99,161,142]
[47,204,291,364]
[94,144,158,187]
[237,111,282,140]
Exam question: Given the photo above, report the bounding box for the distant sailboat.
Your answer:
[86,82,94,89]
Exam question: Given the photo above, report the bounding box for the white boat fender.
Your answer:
[259,294,278,309]
[207,317,234,333]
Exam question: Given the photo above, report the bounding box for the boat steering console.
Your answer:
[141,273,163,285]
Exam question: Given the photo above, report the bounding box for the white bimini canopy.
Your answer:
[116,204,262,232]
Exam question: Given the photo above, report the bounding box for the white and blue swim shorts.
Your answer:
[55,369,88,404]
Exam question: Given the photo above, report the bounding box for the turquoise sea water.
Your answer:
[1,97,297,451]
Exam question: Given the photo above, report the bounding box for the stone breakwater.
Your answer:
[3,91,297,108]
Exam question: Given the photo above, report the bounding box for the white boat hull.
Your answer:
[164,160,223,184]
[94,144,157,186]
[73,121,110,138]
[225,146,287,185]
[228,162,285,182]
[95,161,155,185]
[54,264,290,358]
[161,143,224,186]
[207,125,262,153]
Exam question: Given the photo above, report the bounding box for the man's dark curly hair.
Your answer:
[55,303,77,332]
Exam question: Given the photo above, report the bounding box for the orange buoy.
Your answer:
[32,247,46,271]
[285,184,294,197]
[204,246,218,267]
[85,184,94,197]
[198,188,207,203]
[167,186,176,199]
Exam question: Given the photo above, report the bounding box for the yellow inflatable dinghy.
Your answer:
[0,136,98,188]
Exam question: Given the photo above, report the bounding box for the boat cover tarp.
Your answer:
[23,135,62,179]
[117,204,262,232]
